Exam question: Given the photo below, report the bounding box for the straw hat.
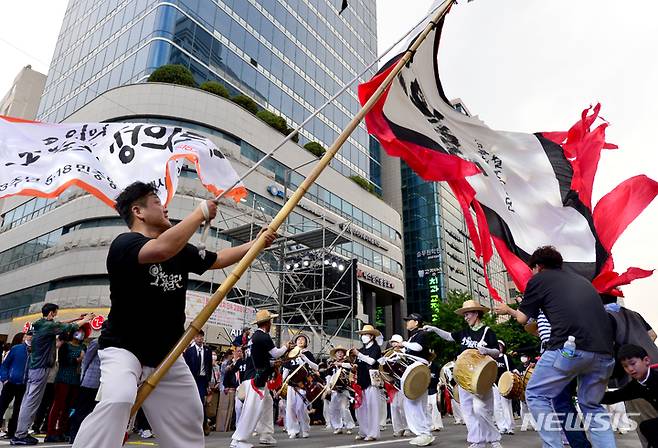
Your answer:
[330,345,348,358]
[455,299,489,315]
[252,309,279,325]
[357,324,381,337]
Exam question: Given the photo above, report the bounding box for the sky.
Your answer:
[1,1,657,328]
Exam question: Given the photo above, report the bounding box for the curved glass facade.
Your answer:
[37,0,380,187]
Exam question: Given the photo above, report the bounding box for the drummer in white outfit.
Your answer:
[282,334,318,439]
[387,335,409,437]
[424,300,503,448]
[326,346,356,434]
[399,313,435,447]
[351,325,382,441]
[493,340,516,435]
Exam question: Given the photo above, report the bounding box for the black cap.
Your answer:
[403,313,424,324]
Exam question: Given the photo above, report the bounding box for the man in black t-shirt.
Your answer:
[351,325,382,441]
[494,246,616,448]
[73,182,275,448]
[425,299,502,447]
[232,310,292,448]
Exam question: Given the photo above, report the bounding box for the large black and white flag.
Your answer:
[359,2,657,296]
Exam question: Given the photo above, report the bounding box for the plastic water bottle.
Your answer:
[561,335,576,358]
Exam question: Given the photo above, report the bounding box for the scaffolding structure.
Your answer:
[198,190,358,356]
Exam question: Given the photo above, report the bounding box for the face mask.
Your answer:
[361,335,372,344]
[74,332,84,341]
[521,356,528,363]
[25,340,32,347]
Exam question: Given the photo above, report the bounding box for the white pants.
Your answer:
[72,347,203,448]
[452,398,464,423]
[329,390,355,430]
[459,386,501,444]
[493,386,514,432]
[232,380,274,442]
[606,402,634,433]
[391,391,407,433]
[428,393,444,430]
[285,387,309,436]
[520,399,536,430]
[355,386,380,439]
[378,389,387,426]
[403,391,431,436]
[235,388,243,425]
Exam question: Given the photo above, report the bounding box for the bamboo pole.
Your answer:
[130,0,454,418]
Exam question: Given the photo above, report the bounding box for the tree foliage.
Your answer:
[231,94,259,114]
[200,81,229,98]
[147,64,196,87]
[303,141,326,158]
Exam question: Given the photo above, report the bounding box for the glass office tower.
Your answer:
[37,0,380,188]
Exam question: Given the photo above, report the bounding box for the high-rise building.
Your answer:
[0,65,46,120]
[399,99,509,318]
[0,1,406,342]
[37,0,380,190]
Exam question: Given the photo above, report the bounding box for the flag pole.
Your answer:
[130,0,454,418]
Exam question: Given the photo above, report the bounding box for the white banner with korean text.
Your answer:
[0,116,246,206]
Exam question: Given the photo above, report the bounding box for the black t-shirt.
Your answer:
[428,362,440,395]
[245,328,275,386]
[496,354,516,380]
[451,326,498,355]
[99,232,216,367]
[223,358,245,389]
[406,329,430,360]
[356,343,381,389]
[519,269,613,354]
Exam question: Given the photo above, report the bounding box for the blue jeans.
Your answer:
[552,379,591,448]
[525,349,616,448]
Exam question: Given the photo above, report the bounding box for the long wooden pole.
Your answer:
[130,0,453,417]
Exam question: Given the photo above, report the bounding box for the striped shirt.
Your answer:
[537,311,551,352]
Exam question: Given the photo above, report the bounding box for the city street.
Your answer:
[2,423,640,448]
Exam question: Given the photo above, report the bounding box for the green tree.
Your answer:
[303,141,326,158]
[147,64,196,87]
[256,110,288,133]
[231,94,259,114]
[200,80,229,98]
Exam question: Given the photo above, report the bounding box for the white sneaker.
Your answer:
[301,432,309,438]
[468,444,486,448]
[410,435,435,446]
[355,434,365,440]
[346,429,353,435]
[288,433,297,439]
[364,436,377,441]
[334,429,343,435]
[490,443,504,448]
[393,431,403,437]
[230,441,254,448]
[259,434,277,445]
[140,429,153,439]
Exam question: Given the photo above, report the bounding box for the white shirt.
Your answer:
[196,344,206,376]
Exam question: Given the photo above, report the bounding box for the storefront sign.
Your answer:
[90,315,105,331]
[339,223,387,250]
[356,268,395,290]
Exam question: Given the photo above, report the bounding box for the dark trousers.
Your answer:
[68,386,98,442]
[134,408,151,431]
[640,418,658,448]
[32,382,55,432]
[47,383,79,436]
[0,382,27,437]
[194,376,209,426]
[552,379,591,448]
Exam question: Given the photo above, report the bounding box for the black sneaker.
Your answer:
[10,435,39,445]
[43,435,63,443]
